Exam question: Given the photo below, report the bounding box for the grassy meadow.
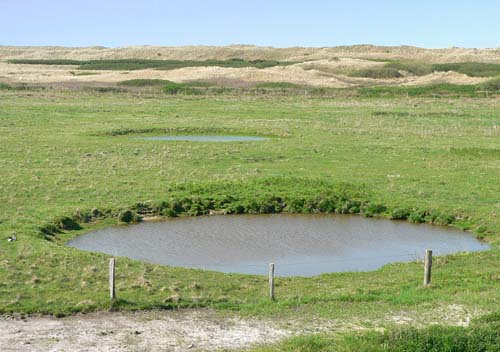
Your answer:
[0,86,499,346]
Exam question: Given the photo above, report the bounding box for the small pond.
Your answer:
[138,135,268,142]
[68,214,489,277]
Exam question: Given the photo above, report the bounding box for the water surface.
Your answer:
[139,135,267,142]
[68,214,489,277]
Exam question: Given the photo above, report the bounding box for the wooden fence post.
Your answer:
[269,263,275,300]
[424,249,432,286]
[109,258,116,300]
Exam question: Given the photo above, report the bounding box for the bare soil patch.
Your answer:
[0,309,290,352]
[0,304,483,352]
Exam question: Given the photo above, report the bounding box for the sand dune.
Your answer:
[0,45,498,87]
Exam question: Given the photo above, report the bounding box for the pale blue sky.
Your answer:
[1,0,499,48]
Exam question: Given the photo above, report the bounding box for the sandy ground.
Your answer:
[0,309,291,352]
[0,305,482,352]
[0,45,496,88]
[0,61,488,88]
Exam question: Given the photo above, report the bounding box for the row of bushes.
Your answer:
[0,82,44,91]
[8,58,295,71]
[36,178,467,240]
[351,60,500,78]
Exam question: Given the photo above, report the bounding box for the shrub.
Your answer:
[480,78,500,92]
[163,81,198,95]
[432,62,500,77]
[54,216,81,231]
[362,203,387,217]
[349,67,403,79]
[408,210,427,224]
[118,210,141,223]
[390,208,410,220]
[8,59,295,71]
[385,61,433,76]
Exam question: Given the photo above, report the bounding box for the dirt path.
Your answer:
[0,309,291,352]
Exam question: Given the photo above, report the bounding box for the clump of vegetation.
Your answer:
[9,58,295,71]
[385,61,434,76]
[182,80,218,87]
[0,82,12,90]
[355,60,500,78]
[82,86,127,93]
[432,62,500,77]
[349,67,403,79]
[163,81,199,95]
[0,82,44,91]
[118,79,172,87]
[480,77,500,92]
[8,59,82,65]
[118,210,142,223]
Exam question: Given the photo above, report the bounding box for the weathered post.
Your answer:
[424,249,432,286]
[109,258,116,300]
[269,263,275,300]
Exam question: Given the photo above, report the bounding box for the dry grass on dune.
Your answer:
[1,44,500,63]
[0,45,498,88]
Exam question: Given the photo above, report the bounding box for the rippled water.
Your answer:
[68,214,489,277]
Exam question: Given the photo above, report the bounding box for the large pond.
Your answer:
[138,135,267,142]
[68,214,489,277]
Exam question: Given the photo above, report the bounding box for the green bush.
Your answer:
[382,61,500,78]
[480,78,500,92]
[350,67,403,79]
[432,62,500,77]
[390,208,411,220]
[163,81,199,95]
[8,58,295,71]
[118,210,141,223]
[408,210,427,224]
[385,61,433,76]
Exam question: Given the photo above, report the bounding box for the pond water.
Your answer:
[68,214,489,277]
[138,135,267,142]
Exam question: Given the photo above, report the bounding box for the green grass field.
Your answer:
[0,88,499,349]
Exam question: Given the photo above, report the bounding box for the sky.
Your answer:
[1,0,499,48]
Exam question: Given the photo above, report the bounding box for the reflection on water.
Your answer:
[68,214,489,277]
